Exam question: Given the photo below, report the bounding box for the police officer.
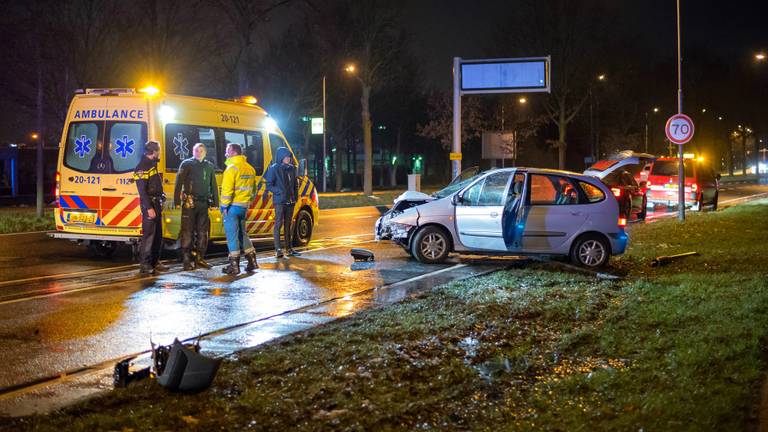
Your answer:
[264,146,300,258]
[220,143,259,275]
[134,141,168,275]
[174,143,218,270]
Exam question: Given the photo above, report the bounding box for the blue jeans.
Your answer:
[223,205,254,258]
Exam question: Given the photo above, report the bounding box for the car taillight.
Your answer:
[611,187,622,197]
[55,171,60,207]
[691,183,698,192]
[646,181,651,187]
[618,217,627,227]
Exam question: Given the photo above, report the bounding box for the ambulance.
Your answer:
[50,87,319,257]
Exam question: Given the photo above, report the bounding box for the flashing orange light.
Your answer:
[611,187,622,197]
[139,85,160,96]
[240,95,258,104]
[54,171,61,204]
[618,217,627,227]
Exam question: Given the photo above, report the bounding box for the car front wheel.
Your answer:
[411,226,450,264]
[570,234,610,268]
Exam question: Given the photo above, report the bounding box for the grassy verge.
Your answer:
[0,208,55,234]
[318,188,439,210]
[6,202,768,431]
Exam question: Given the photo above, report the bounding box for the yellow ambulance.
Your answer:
[50,87,319,257]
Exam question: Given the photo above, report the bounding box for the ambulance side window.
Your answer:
[268,133,291,164]
[245,132,265,175]
[107,122,146,173]
[198,127,218,170]
[164,124,196,171]
[64,122,100,172]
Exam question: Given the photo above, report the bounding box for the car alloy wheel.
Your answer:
[411,226,450,264]
[578,240,605,266]
[421,233,446,260]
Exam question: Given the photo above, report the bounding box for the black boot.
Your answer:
[139,265,155,275]
[182,252,194,271]
[194,252,212,269]
[222,256,240,275]
[245,251,259,272]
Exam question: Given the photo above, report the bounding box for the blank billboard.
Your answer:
[461,58,549,93]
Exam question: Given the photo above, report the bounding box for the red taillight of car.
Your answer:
[54,171,61,207]
[691,183,698,192]
[646,180,651,187]
[618,217,627,227]
[611,187,622,197]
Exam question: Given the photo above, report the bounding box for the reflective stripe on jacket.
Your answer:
[220,155,257,207]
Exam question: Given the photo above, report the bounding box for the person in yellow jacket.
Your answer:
[220,143,259,274]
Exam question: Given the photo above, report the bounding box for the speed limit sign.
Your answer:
[665,113,695,145]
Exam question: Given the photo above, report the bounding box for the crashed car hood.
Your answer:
[584,152,656,179]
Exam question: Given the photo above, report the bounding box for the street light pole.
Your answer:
[676,0,685,221]
[644,112,649,153]
[322,75,327,193]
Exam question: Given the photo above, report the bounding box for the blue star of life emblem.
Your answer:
[115,135,135,158]
[173,133,189,158]
[74,135,92,158]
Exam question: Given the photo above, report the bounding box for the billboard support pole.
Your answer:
[452,57,462,180]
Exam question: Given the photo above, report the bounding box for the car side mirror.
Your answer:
[452,194,463,206]
[298,158,308,177]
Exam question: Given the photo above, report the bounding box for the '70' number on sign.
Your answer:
[670,121,691,136]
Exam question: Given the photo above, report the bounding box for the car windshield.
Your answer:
[432,173,483,199]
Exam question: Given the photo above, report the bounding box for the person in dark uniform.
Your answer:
[264,146,300,258]
[134,141,168,275]
[174,143,219,270]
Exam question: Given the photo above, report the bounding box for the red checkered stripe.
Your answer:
[245,183,275,235]
[100,196,142,227]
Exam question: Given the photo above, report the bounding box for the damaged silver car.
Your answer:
[375,167,628,268]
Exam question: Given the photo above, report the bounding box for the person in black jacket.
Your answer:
[174,143,219,270]
[263,146,300,258]
[134,141,168,275]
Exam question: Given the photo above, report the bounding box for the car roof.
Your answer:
[484,167,601,182]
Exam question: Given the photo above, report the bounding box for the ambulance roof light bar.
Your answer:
[80,88,137,96]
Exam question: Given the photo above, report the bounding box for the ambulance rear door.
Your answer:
[98,96,150,231]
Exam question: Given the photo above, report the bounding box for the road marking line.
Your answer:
[720,191,768,205]
[0,264,138,288]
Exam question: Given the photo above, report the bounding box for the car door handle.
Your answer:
[490,212,499,218]
[102,187,117,192]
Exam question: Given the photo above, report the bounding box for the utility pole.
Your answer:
[35,39,44,218]
[676,0,685,221]
[322,75,327,193]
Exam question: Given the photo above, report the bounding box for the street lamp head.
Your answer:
[30,133,39,140]
[653,107,659,113]
[756,52,766,61]
[518,97,527,104]
[344,64,356,74]
[701,108,707,113]
[597,74,606,81]
[718,116,723,121]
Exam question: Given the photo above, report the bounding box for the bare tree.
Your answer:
[494,0,610,169]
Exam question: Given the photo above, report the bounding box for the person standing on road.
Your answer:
[134,141,168,275]
[173,143,219,270]
[220,143,259,275]
[264,146,300,258]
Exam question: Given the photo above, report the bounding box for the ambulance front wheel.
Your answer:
[88,240,118,258]
[293,209,313,246]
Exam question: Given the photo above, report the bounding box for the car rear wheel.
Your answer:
[293,209,313,246]
[411,226,450,264]
[570,234,610,268]
[638,195,647,220]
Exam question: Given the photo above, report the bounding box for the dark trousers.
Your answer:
[140,202,163,267]
[273,203,295,251]
[180,201,210,257]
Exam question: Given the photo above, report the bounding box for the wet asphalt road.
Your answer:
[0,182,766,396]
